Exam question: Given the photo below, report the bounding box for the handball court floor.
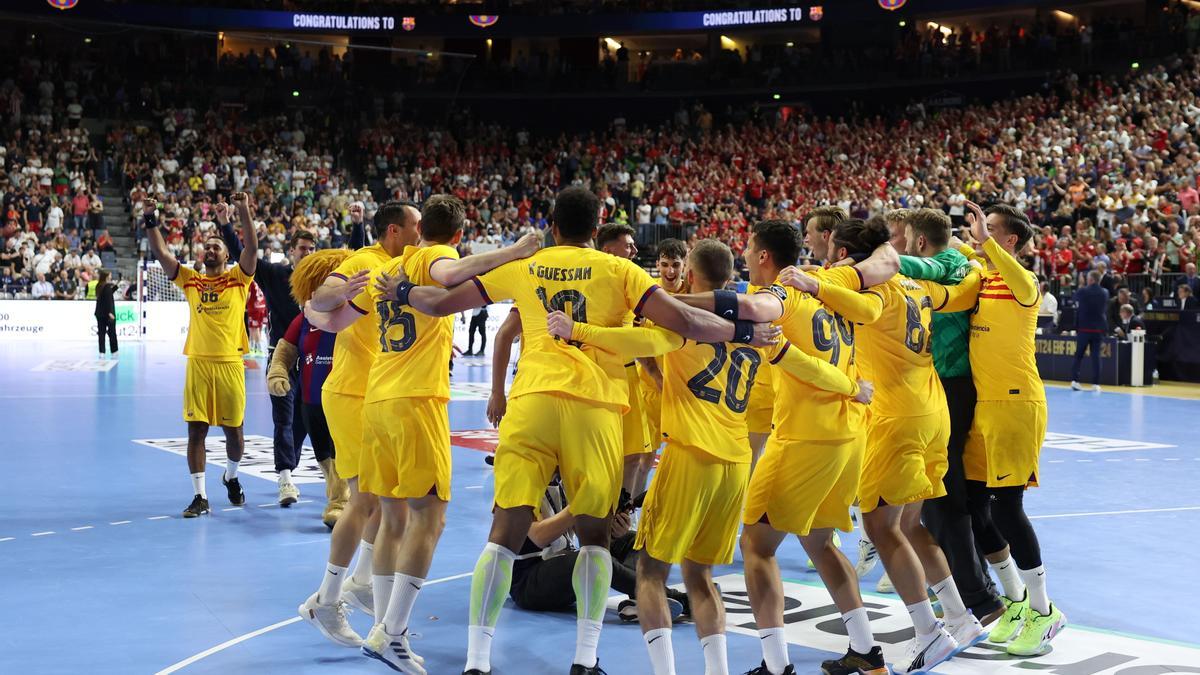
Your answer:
[2,340,1199,675]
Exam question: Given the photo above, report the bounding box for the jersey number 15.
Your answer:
[377,300,416,353]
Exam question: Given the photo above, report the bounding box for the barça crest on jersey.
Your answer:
[469,15,499,28]
[48,0,78,9]
[878,0,906,9]
[402,16,416,31]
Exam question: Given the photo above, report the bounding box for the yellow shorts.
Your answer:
[361,397,451,501]
[743,435,863,535]
[965,400,1046,488]
[636,442,750,566]
[494,392,623,519]
[859,411,950,513]
[324,391,365,480]
[183,358,245,427]
[641,382,664,452]
[745,377,774,436]
[622,364,650,457]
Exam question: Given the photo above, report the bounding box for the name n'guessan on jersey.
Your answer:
[527,263,594,282]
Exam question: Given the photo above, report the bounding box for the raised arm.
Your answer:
[232,192,258,276]
[853,242,900,287]
[429,233,540,288]
[982,238,1038,306]
[548,311,685,359]
[216,202,244,259]
[349,203,366,250]
[672,288,784,322]
[142,204,179,279]
[763,340,860,398]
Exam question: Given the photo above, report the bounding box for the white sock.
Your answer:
[190,472,206,499]
[758,627,789,675]
[843,607,875,653]
[930,575,969,620]
[383,573,424,635]
[224,460,239,481]
[317,563,348,605]
[700,633,728,675]
[574,619,603,669]
[279,469,292,484]
[907,600,938,635]
[372,574,395,620]
[467,626,495,673]
[991,554,1026,601]
[352,541,375,584]
[1019,565,1050,614]
[643,628,676,675]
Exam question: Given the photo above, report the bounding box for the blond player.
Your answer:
[550,239,867,675]
[782,216,987,674]
[298,201,421,648]
[383,186,772,675]
[144,194,257,518]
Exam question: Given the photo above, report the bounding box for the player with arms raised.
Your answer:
[143,193,258,518]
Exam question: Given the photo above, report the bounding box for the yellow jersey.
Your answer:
[172,264,252,361]
[758,266,864,441]
[660,338,762,463]
[322,243,393,397]
[952,239,1045,402]
[473,246,659,411]
[744,283,776,415]
[357,244,459,404]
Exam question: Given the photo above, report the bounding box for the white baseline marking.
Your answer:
[148,516,170,521]
[71,526,93,531]
[1031,506,1200,520]
[0,537,14,542]
[32,531,54,537]
[153,571,473,674]
[109,520,131,525]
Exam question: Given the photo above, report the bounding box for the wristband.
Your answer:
[143,212,159,229]
[713,289,738,321]
[732,319,755,344]
[394,280,415,306]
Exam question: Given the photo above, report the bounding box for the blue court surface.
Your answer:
[2,340,1198,675]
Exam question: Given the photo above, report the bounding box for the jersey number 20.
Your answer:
[687,344,761,413]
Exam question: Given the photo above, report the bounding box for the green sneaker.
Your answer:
[987,592,1028,643]
[1007,604,1067,656]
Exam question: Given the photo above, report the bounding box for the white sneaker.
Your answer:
[1092,384,1102,393]
[342,577,375,617]
[362,623,427,674]
[855,538,879,578]
[876,572,894,594]
[1070,381,1082,391]
[279,481,300,507]
[894,622,958,674]
[298,592,362,647]
[946,612,987,653]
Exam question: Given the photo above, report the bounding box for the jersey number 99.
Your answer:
[377,300,417,353]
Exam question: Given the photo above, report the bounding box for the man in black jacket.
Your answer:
[1072,270,1110,392]
[93,269,118,359]
[220,202,366,514]
[1113,304,1145,340]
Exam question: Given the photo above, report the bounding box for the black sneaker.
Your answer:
[463,670,490,675]
[183,494,210,518]
[821,646,888,675]
[222,474,246,506]
[569,661,608,675]
[744,662,795,675]
[617,599,638,623]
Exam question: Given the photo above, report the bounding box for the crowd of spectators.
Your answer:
[1,39,114,298]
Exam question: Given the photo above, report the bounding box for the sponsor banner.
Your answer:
[609,575,1200,673]
[134,435,325,485]
[1043,432,1174,453]
[0,300,189,342]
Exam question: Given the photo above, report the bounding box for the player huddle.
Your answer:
[157,186,1065,675]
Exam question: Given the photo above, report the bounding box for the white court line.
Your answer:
[1047,460,1064,463]
[1076,459,1093,463]
[1105,459,1123,462]
[222,507,242,512]
[256,503,275,508]
[148,516,170,520]
[0,537,14,542]
[154,571,473,674]
[1031,506,1200,520]
[1164,458,1181,461]
[110,520,132,525]
[465,485,483,490]
[1135,458,1151,462]
[71,526,93,531]
[32,531,54,537]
